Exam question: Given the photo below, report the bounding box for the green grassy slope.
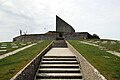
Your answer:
[0,41,35,55]
[0,40,52,80]
[68,40,120,80]
[82,39,120,52]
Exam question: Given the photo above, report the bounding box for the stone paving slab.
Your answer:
[38,73,82,76]
[45,48,75,56]
[40,68,80,71]
[40,64,79,66]
[37,79,84,80]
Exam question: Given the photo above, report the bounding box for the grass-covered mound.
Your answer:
[68,40,120,80]
[0,40,52,80]
[0,41,35,55]
[81,39,120,53]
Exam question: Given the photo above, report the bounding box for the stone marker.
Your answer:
[103,56,110,59]
[27,42,31,44]
[21,44,26,46]
[0,47,7,49]
[88,40,94,43]
[38,41,42,43]
[11,43,17,46]
[93,41,100,44]
[12,46,18,48]
[19,43,26,46]
[1,44,7,46]
[101,41,107,44]
[0,50,7,52]
[110,41,116,44]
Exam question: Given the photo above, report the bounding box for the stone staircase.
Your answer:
[52,40,67,48]
[35,56,83,80]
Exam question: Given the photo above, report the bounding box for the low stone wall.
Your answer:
[10,42,53,80]
[66,41,107,80]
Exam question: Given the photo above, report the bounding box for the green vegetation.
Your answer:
[68,40,120,80]
[0,41,35,55]
[0,40,52,80]
[82,39,120,52]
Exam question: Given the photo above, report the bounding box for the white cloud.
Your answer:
[0,0,120,42]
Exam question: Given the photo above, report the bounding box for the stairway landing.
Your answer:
[45,48,75,56]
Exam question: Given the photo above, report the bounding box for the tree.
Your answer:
[93,34,100,39]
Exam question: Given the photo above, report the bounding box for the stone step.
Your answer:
[38,70,80,73]
[52,40,67,48]
[40,64,79,67]
[36,79,84,80]
[53,44,67,48]
[39,69,81,73]
[43,56,76,58]
[42,58,77,61]
[36,73,82,79]
[42,61,77,62]
[39,68,80,70]
[34,48,83,80]
[40,65,79,68]
[37,73,82,76]
[41,61,78,64]
[43,57,76,59]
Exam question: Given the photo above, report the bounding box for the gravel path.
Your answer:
[80,41,120,57]
[0,43,37,59]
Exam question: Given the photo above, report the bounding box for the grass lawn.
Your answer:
[68,40,120,80]
[0,40,52,80]
[0,41,35,55]
[82,39,120,53]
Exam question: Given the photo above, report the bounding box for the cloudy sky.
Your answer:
[0,0,120,42]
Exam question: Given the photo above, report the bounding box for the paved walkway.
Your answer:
[45,48,75,56]
[80,41,120,57]
[0,43,37,59]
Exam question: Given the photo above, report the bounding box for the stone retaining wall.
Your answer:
[10,42,53,80]
[66,41,107,80]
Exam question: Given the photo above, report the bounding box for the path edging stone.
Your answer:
[80,41,120,57]
[0,43,37,59]
[66,41,107,80]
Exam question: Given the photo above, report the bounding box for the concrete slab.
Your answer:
[42,61,77,63]
[36,79,84,80]
[45,48,75,56]
[40,68,80,71]
[40,64,79,66]
[38,73,82,76]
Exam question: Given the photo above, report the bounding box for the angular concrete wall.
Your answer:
[13,15,97,42]
[56,15,75,33]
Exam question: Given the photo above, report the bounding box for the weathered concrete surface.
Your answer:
[56,15,75,33]
[37,79,84,80]
[35,47,83,80]
[67,41,107,80]
[45,48,75,56]
[0,43,37,59]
